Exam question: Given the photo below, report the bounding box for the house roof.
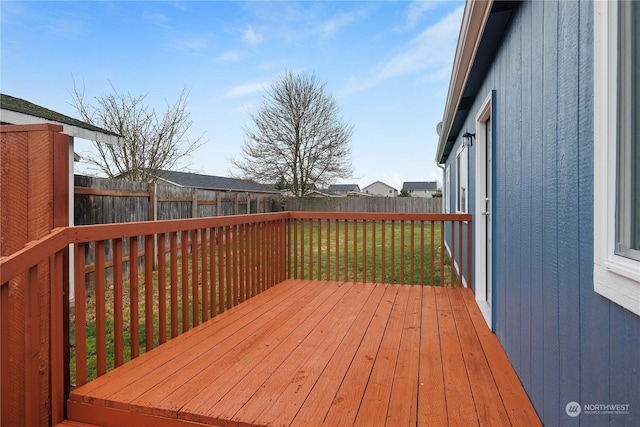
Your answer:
[327,184,361,192]
[0,93,122,145]
[435,1,520,163]
[402,181,438,191]
[152,169,279,194]
[363,181,397,191]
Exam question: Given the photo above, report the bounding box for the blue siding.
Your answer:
[443,1,640,425]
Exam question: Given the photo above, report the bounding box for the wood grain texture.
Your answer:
[67,281,540,427]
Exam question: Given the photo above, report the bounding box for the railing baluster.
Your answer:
[400,220,405,285]
[458,221,464,288]
[201,228,209,322]
[129,236,139,359]
[309,219,313,280]
[450,222,456,288]
[145,234,154,350]
[113,238,124,365]
[390,220,395,284]
[410,221,415,285]
[372,220,377,284]
[430,221,435,286]
[335,219,339,282]
[317,219,322,281]
[217,226,224,313]
[363,220,367,283]
[74,243,87,386]
[381,221,386,283]
[170,233,178,337]
[439,221,445,288]
[239,224,245,304]
[157,233,167,344]
[191,230,199,326]
[225,226,232,309]
[208,228,216,317]
[232,225,239,304]
[95,240,106,377]
[181,230,189,331]
[420,221,425,286]
[353,219,357,282]
[343,220,348,281]
[326,219,331,281]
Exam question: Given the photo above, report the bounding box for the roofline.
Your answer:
[435,0,493,164]
[1,109,122,146]
[155,175,280,194]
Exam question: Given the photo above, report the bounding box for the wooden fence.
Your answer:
[74,175,279,289]
[284,195,442,213]
[74,175,278,226]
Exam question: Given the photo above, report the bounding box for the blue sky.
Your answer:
[1,0,464,190]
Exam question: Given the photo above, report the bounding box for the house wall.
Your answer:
[363,182,397,197]
[444,1,640,425]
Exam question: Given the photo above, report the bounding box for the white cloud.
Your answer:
[218,51,241,63]
[321,7,370,38]
[224,80,269,98]
[168,36,210,55]
[404,1,438,30]
[373,5,463,82]
[242,24,263,46]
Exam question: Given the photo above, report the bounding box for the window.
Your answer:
[594,0,640,315]
[616,0,640,262]
[456,145,468,213]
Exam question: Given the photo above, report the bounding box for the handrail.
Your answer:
[1,210,473,425]
[0,227,69,285]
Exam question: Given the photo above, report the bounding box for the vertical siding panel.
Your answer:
[529,0,545,415]
[577,2,613,426]
[541,1,560,424]
[519,4,533,394]
[506,9,523,375]
[557,2,581,421]
[608,310,640,426]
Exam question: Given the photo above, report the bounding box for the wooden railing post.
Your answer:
[0,124,70,425]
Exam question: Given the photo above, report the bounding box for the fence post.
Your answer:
[150,182,158,269]
[217,191,222,216]
[192,187,199,218]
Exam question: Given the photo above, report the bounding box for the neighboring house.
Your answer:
[326,184,361,197]
[362,181,398,197]
[143,169,280,194]
[437,1,639,426]
[401,181,438,197]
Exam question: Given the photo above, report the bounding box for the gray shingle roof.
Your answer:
[327,184,361,192]
[1,93,120,137]
[402,181,438,191]
[153,169,279,193]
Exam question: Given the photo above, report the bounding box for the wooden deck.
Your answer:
[66,280,540,427]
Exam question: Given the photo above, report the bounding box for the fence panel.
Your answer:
[285,196,442,213]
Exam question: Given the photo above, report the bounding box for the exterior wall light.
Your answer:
[462,131,475,147]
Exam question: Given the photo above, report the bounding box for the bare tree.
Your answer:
[231,71,354,197]
[70,81,205,182]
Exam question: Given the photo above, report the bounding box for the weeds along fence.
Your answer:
[284,195,442,213]
[74,175,279,290]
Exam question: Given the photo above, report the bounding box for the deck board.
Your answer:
[67,280,541,427]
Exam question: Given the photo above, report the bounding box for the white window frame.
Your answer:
[593,0,640,316]
[456,144,468,213]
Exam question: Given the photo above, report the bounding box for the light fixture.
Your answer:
[462,131,475,147]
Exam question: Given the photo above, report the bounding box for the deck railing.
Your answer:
[0,211,471,425]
